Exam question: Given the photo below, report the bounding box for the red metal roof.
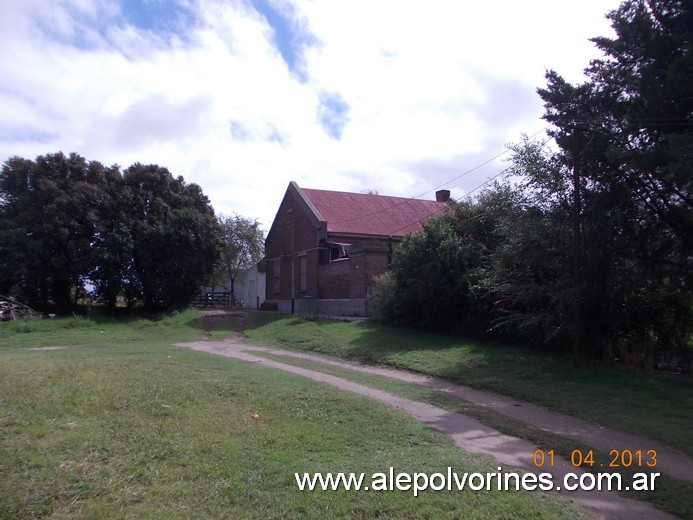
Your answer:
[302,187,447,237]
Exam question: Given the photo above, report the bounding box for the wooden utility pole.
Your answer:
[571,130,582,368]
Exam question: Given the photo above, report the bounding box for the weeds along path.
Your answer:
[233,344,693,484]
[177,318,688,520]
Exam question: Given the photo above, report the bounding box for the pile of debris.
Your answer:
[0,296,38,321]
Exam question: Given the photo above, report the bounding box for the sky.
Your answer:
[0,0,622,231]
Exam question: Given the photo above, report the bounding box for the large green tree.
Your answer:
[124,163,221,311]
[538,0,691,252]
[0,152,99,311]
[370,185,518,331]
[0,156,34,299]
[536,0,692,362]
[88,163,135,309]
[0,154,222,312]
[371,0,691,367]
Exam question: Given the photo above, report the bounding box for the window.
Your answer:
[299,255,307,293]
[273,259,280,294]
[328,243,350,261]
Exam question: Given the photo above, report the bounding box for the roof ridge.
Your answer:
[302,186,425,202]
[299,184,447,238]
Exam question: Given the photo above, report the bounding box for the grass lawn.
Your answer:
[0,311,585,519]
[249,350,693,520]
[243,313,693,457]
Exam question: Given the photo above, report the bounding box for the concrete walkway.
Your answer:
[176,332,689,520]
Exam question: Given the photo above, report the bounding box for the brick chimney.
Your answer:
[435,189,451,202]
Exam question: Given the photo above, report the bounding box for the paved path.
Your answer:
[176,332,689,520]
[240,345,692,483]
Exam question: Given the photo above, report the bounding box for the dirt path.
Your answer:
[237,344,693,483]
[176,327,688,520]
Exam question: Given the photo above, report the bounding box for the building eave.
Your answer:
[266,181,328,248]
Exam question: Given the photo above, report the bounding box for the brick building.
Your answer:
[264,181,451,316]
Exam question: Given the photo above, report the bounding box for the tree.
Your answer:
[88,162,134,309]
[536,0,692,362]
[124,163,221,310]
[539,0,692,247]
[0,152,100,311]
[0,156,34,298]
[485,163,575,350]
[370,0,691,368]
[372,196,506,331]
[1,153,222,313]
[214,213,265,299]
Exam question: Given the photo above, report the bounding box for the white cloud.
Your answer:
[0,0,621,230]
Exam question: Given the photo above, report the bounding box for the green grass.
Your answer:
[248,349,693,520]
[0,309,206,348]
[0,311,586,519]
[243,313,693,456]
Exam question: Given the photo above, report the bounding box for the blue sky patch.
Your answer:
[250,0,315,81]
[228,119,287,144]
[317,91,350,140]
[120,0,197,37]
[229,120,253,141]
[0,127,58,144]
[120,0,196,42]
[33,0,198,50]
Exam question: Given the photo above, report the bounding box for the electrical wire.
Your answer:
[329,126,551,227]
[323,112,689,234]
[373,135,556,236]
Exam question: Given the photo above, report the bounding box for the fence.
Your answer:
[192,291,242,308]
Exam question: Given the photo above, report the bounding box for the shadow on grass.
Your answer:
[185,310,247,337]
[242,311,693,455]
[243,311,693,388]
[343,320,693,430]
[84,308,176,324]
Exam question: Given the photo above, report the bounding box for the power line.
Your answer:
[386,167,512,237]
[411,126,550,201]
[386,135,556,236]
[384,114,690,236]
[330,126,551,227]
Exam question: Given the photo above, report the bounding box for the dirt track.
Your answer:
[176,318,690,520]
